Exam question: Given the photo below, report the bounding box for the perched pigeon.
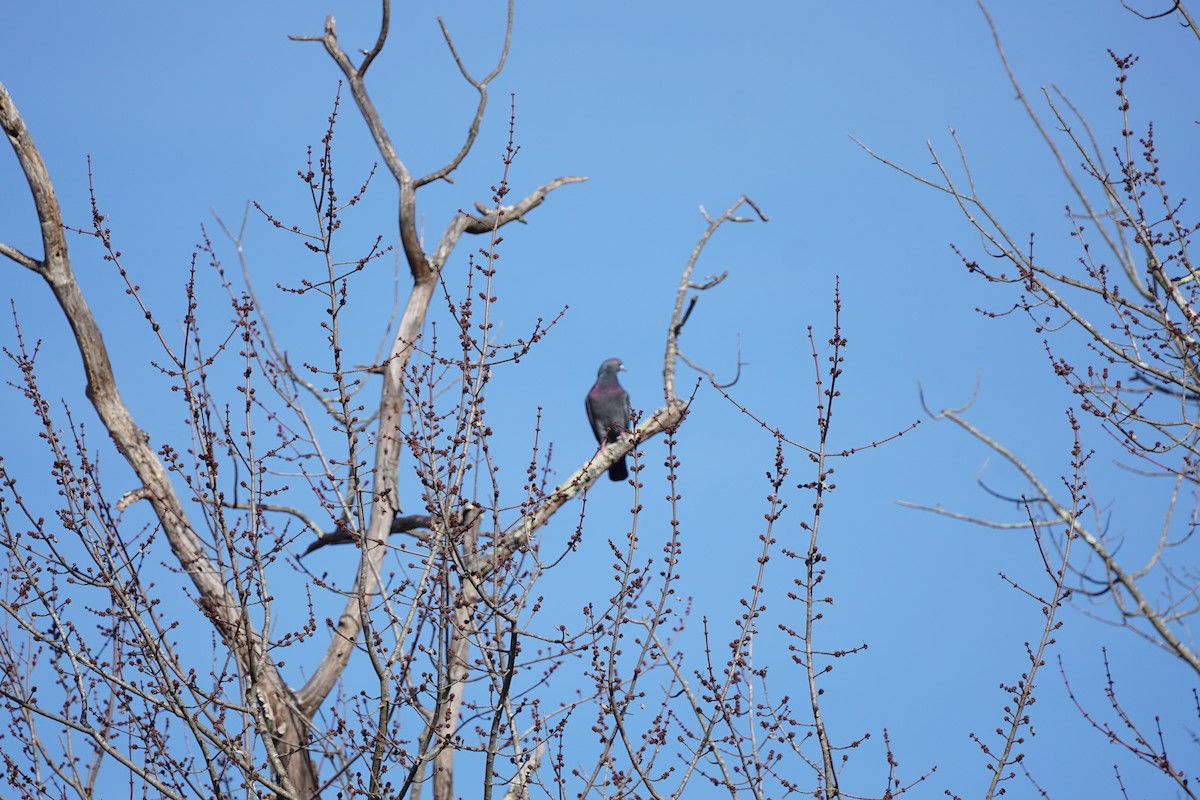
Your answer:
[585,357,631,481]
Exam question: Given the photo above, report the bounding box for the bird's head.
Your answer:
[597,358,625,378]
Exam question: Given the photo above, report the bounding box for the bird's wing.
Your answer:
[585,391,605,442]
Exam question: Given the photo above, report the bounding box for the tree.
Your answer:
[2,2,1197,799]
[858,1,1200,794]
[3,4,806,797]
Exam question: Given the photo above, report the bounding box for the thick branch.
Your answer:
[432,175,587,268]
[292,12,586,723]
[1,84,68,274]
[1,79,319,796]
[296,273,436,715]
[462,400,687,600]
[0,241,40,271]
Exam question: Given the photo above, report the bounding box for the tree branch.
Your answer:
[1,77,320,796]
[0,241,40,271]
[417,0,515,187]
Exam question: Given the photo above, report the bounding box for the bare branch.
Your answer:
[665,196,768,399]
[0,241,40,271]
[417,0,515,187]
[1122,0,1200,41]
[291,15,426,279]
[435,174,588,268]
[893,500,1034,529]
[920,405,1200,677]
[501,742,546,800]
[1,77,321,796]
[357,0,390,77]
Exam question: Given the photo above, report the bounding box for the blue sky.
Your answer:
[3,1,1198,796]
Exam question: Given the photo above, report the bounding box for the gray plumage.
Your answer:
[585,357,630,481]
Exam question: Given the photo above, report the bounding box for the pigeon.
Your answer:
[585,357,631,481]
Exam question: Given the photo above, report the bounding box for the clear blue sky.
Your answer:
[2,1,1197,796]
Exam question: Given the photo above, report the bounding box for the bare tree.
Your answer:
[9,3,1193,799]
[3,3,910,798]
[0,3,593,795]
[857,1,1200,794]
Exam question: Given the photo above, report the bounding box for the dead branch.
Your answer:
[0,78,321,796]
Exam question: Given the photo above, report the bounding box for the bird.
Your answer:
[585,357,631,481]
